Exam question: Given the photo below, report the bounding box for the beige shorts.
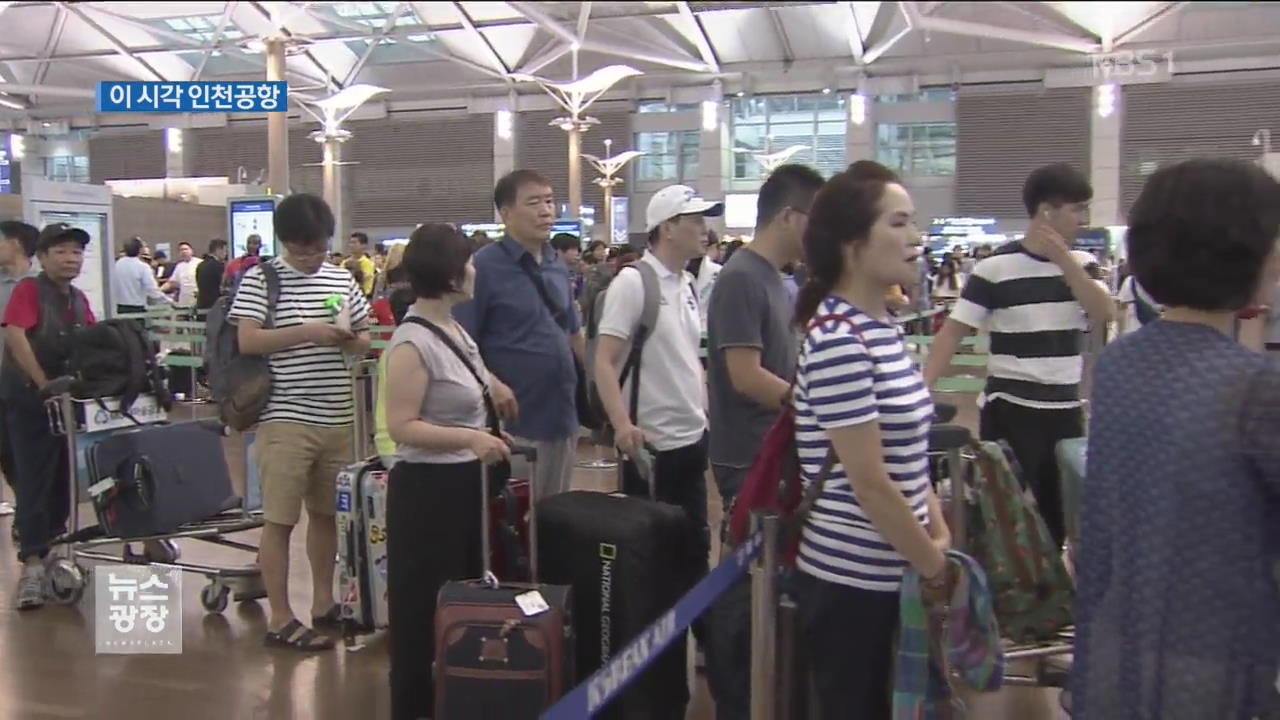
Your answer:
[256,421,354,526]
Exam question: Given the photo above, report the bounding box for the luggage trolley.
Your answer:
[41,383,266,613]
[927,407,1076,690]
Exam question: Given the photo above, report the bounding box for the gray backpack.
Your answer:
[203,263,280,431]
[585,261,660,424]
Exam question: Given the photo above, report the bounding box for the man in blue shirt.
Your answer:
[456,170,585,500]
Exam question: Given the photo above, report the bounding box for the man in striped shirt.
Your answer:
[230,193,372,651]
[924,164,1113,546]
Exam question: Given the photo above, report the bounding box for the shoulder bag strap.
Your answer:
[511,250,570,332]
[400,316,500,437]
[259,262,281,330]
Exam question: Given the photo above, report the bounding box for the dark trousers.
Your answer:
[0,399,16,493]
[979,397,1083,548]
[711,463,748,517]
[9,392,69,560]
[621,433,711,567]
[386,460,483,720]
[794,572,900,720]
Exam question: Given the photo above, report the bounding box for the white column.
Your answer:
[698,110,725,201]
[493,110,515,223]
[846,95,874,165]
[1090,85,1122,227]
[265,38,289,196]
[164,128,188,178]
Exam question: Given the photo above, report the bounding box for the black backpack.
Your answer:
[68,319,173,422]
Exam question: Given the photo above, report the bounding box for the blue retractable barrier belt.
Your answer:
[542,529,765,719]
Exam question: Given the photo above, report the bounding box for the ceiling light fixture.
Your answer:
[1096,83,1116,118]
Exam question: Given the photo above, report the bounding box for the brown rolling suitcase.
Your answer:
[433,448,575,719]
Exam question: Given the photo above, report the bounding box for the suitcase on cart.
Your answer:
[434,449,575,720]
[337,458,390,633]
[86,419,234,538]
[536,485,703,720]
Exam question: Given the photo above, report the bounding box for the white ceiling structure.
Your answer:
[0,1,1278,121]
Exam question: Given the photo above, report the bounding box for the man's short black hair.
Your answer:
[1127,157,1280,311]
[350,231,370,246]
[154,250,168,261]
[177,241,193,250]
[403,223,474,299]
[374,242,386,256]
[551,233,579,254]
[0,220,39,258]
[494,169,552,210]
[124,236,143,257]
[756,164,826,230]
[1022,163,1092,217]
[208,238,227,254]
[275,193,335,247]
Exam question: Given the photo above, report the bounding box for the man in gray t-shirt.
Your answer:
[706,165,825,511]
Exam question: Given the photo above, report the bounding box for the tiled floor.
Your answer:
[0,393,1067,719]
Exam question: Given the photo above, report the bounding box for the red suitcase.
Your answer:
[434,450,575,719]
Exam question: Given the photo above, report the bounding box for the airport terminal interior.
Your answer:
[2,1,1280,719]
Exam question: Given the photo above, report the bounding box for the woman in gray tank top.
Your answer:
[381,223,516,720]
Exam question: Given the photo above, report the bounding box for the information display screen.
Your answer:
[229,198,277,258]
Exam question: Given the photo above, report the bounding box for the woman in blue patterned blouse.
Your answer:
[1074,157,1280,719]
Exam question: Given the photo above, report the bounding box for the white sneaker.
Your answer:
[16,563,46,610]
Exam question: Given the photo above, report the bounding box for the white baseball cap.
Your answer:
[645,185,724,232]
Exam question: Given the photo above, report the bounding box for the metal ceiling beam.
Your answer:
[194,1,240,81]
[902,1,1099,55]
[33,4,69,88]
[1114,2,1188,47]
[452,1,512,76]
[518,42,572,75]
[0,82,93,98]
[60,2,170,81]
[249,1,345,90]
[344,1,412,86]
[508,0,712,73]
[996,1,1099,42]
[677,2,720,73]
[841,2,865,64]
[768,8,794,66]
[576,2,592,43]
[864,2,913,64]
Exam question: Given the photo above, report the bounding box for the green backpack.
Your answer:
[965,439,1074,644]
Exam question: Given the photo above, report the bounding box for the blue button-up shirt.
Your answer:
[455,236,580,442]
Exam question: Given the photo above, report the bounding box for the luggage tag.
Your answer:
[514,590,550,617]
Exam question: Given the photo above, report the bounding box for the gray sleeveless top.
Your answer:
[387,309,488,464]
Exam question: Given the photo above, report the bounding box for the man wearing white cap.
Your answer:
[594,184,723,569]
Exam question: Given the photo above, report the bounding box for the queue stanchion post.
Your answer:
[750,512,780,720]
[948,445,968,553]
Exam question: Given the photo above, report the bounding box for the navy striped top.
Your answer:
[794,297,934,592]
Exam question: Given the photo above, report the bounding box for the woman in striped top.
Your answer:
[792,164,953,719]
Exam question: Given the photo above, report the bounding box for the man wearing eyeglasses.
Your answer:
[703,164,826,720]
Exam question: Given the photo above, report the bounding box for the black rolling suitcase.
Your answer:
[433,448,576,719]
[86,419,234,538]
[536,484,702,720]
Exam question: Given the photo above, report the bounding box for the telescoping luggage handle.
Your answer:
[481,446,538,588]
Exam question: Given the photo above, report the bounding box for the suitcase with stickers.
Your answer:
[433,449,575,720]
[337,458,390,635]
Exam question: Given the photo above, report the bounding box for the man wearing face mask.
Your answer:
[924,163,1113,547]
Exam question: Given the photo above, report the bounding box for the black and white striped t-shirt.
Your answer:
[950,243,1096,409]
[228,257,371,427]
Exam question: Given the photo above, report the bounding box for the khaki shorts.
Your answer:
[256,421,354,526]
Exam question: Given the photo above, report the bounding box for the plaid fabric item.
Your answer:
[893,550,1005,719]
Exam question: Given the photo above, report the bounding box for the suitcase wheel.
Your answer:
[201,582,230,614]
[48,559,87,606]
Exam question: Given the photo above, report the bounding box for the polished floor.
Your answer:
[0,394,1067,720]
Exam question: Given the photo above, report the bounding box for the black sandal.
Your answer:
[312,604,342,631]
[264,619,335,652]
